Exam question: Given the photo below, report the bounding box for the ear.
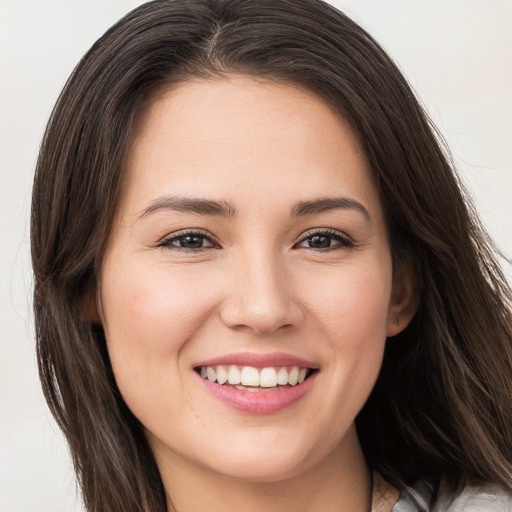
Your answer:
[386,259,418,337]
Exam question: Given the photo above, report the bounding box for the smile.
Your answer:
[197,365,312,390]
[193,353,319,414]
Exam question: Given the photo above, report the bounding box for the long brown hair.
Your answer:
[31,0,512,510]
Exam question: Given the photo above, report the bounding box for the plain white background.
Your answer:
[0,1,511,511]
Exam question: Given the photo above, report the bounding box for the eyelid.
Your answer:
[155,227,355,252]
[294,228,356,250]
[156,229,220,250]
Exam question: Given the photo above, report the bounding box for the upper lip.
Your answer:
[194,352,319,369]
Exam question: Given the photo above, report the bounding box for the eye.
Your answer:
[157,230,218,251]
[295,229,355,251]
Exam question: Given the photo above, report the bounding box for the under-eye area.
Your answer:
[194,365,318,391]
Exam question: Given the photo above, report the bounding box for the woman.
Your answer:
[30,0,512,511]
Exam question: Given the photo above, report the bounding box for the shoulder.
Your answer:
[392,478,512,512]
[433,480,512,512]
[391,478,435,512]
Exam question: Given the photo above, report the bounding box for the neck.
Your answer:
[152,425,372,512]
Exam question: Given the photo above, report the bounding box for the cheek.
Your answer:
[99,259,219,389]
[305,258,392,343]
[99,259,224,432]
[302,258,392,416]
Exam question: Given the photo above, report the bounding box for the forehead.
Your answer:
[120,75,382,222]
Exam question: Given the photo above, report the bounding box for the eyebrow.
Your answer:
[137,195,370,222]
[137,196,238,219]
[291,197,371,222]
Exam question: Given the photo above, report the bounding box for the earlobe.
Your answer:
[386,259,418,337]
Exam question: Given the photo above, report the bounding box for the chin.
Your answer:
[193,426,337,484]
[207,451,316,484]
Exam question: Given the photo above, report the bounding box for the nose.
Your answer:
[219,249,303,335]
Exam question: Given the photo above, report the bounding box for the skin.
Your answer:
[99,76,415,512]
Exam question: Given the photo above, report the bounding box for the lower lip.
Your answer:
[197,372,317,414]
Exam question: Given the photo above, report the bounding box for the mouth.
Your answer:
[194,364,316,392]
[193,353,319,414]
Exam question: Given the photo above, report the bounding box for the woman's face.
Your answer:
[100,76,413,483]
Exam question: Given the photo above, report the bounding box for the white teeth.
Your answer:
[259,367,277,387]
[199,364,312,388]
[206,367,217,382]
[216,365,228,385]
[241,366,260,386]
[227,365,241,385]
[277,367,289,385]
[288,367,299,386]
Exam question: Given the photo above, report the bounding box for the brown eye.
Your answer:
[304,234,333,249]
[158,231,217,251]
[175,235,209,248]
[296,230,354,251]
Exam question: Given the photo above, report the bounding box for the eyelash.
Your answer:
[157,228,355,253]
[157,229,220,253]
[294,229,355,251]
